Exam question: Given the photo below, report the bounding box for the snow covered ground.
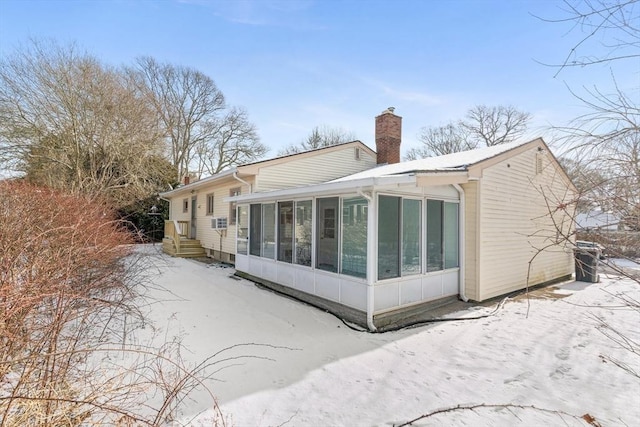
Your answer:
[139,245,639,426]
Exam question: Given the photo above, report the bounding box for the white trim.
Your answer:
[225,175,418,204]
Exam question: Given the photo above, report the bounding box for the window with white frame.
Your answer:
[206,193,214,216]
[182,198,189,213]
[229,187,240,225]
[294,200,312,266]
[237,205,248,255]
[341,197,368,278]
[378,195,457,280]
[316,197,339,272]
[278,201,294,263]
[262,203,276,259]
[426,200,459,272]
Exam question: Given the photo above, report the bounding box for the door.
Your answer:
[190,196,197,238]
[316,197,339,272]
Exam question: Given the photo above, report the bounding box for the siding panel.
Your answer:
[478,147,575,300]
[256,148,376,191]
[461,181,478,300]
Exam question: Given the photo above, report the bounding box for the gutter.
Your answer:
[233,172,252,194]
[453,184,468,302]
[357,188,377,332]
[226,174,416,204]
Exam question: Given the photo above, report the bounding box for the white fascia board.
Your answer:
[159,168,238,198]
[225,175,417,203]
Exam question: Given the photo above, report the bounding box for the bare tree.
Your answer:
[195,106,266,177]
[540,0,639,257]
[133,57,267,180]
[535,0,639,75]
[405,105,531,160]
[0,181,229,425]
[0,40,173,208]
[279,125,357,155]
[461,104,532,147]
[405,122,476,160]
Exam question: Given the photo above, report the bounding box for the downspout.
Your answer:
[357,188,377,332]
[233,172,252,193]
[453,184,468,302]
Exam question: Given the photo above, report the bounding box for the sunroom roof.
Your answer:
[333,139,536,182]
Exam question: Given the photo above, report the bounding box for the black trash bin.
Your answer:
[574,248,600,282]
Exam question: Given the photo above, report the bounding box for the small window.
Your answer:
[206,193,214,216]
[182,198,189,213]
[229,187,241,225]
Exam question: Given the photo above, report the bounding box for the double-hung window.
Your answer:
[206,193,214,216]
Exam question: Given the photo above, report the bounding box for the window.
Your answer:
[316,197,339,272]
[249,204,262,256]
[262,203,276,259]
[426,200,443,272]
[378,196,400,279]
[444,202,459,268]
[377,196,424,279]
[426,200,459,272]
[182,198,189,213]
[341,197,367,278]
[278,201,294,263]
[295,200,312,266]
[206,193,214,216]
[229,187,240,225]
[402,199,422,275]
[237,205,248,255]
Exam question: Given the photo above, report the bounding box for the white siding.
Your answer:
[477,147,575,300]
[194,180,251,256]
[236,255,368,311]
[255,147,376,191]
[170,195,191,223]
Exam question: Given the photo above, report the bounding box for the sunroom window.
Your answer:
[426,200,459,272]
[294,200,312,266]
[341,197,367,278]
[378,195,401,279]
[402,199,422,274]
[262,203,276,259]
[249,204,262,256]
[278,201,294,263]
[237,205,248,255]
[378,196,423,279]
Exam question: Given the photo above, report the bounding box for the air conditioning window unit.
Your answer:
[211,217,228,229]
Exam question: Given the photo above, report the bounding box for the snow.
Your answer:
[332,139,534,181]
[138,245,640,426]
[610,257,640,271]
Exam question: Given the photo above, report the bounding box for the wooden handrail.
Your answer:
[164,220,189,253]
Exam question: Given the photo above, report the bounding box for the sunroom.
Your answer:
[228,172,467,331]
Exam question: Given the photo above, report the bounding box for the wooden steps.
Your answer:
[162,237,206,258]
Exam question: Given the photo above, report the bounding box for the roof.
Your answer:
[228,138,547,204]
[333,138,538,182]
[160,140,375,198]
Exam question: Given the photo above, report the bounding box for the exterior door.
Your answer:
[316,197,339,272]
[190,196,197,238]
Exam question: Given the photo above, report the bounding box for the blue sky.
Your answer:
[1,0,636,157]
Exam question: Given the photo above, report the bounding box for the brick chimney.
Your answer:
[375,107,402,165]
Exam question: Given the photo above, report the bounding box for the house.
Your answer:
[227,109,577,331]
[160,140,377,261]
